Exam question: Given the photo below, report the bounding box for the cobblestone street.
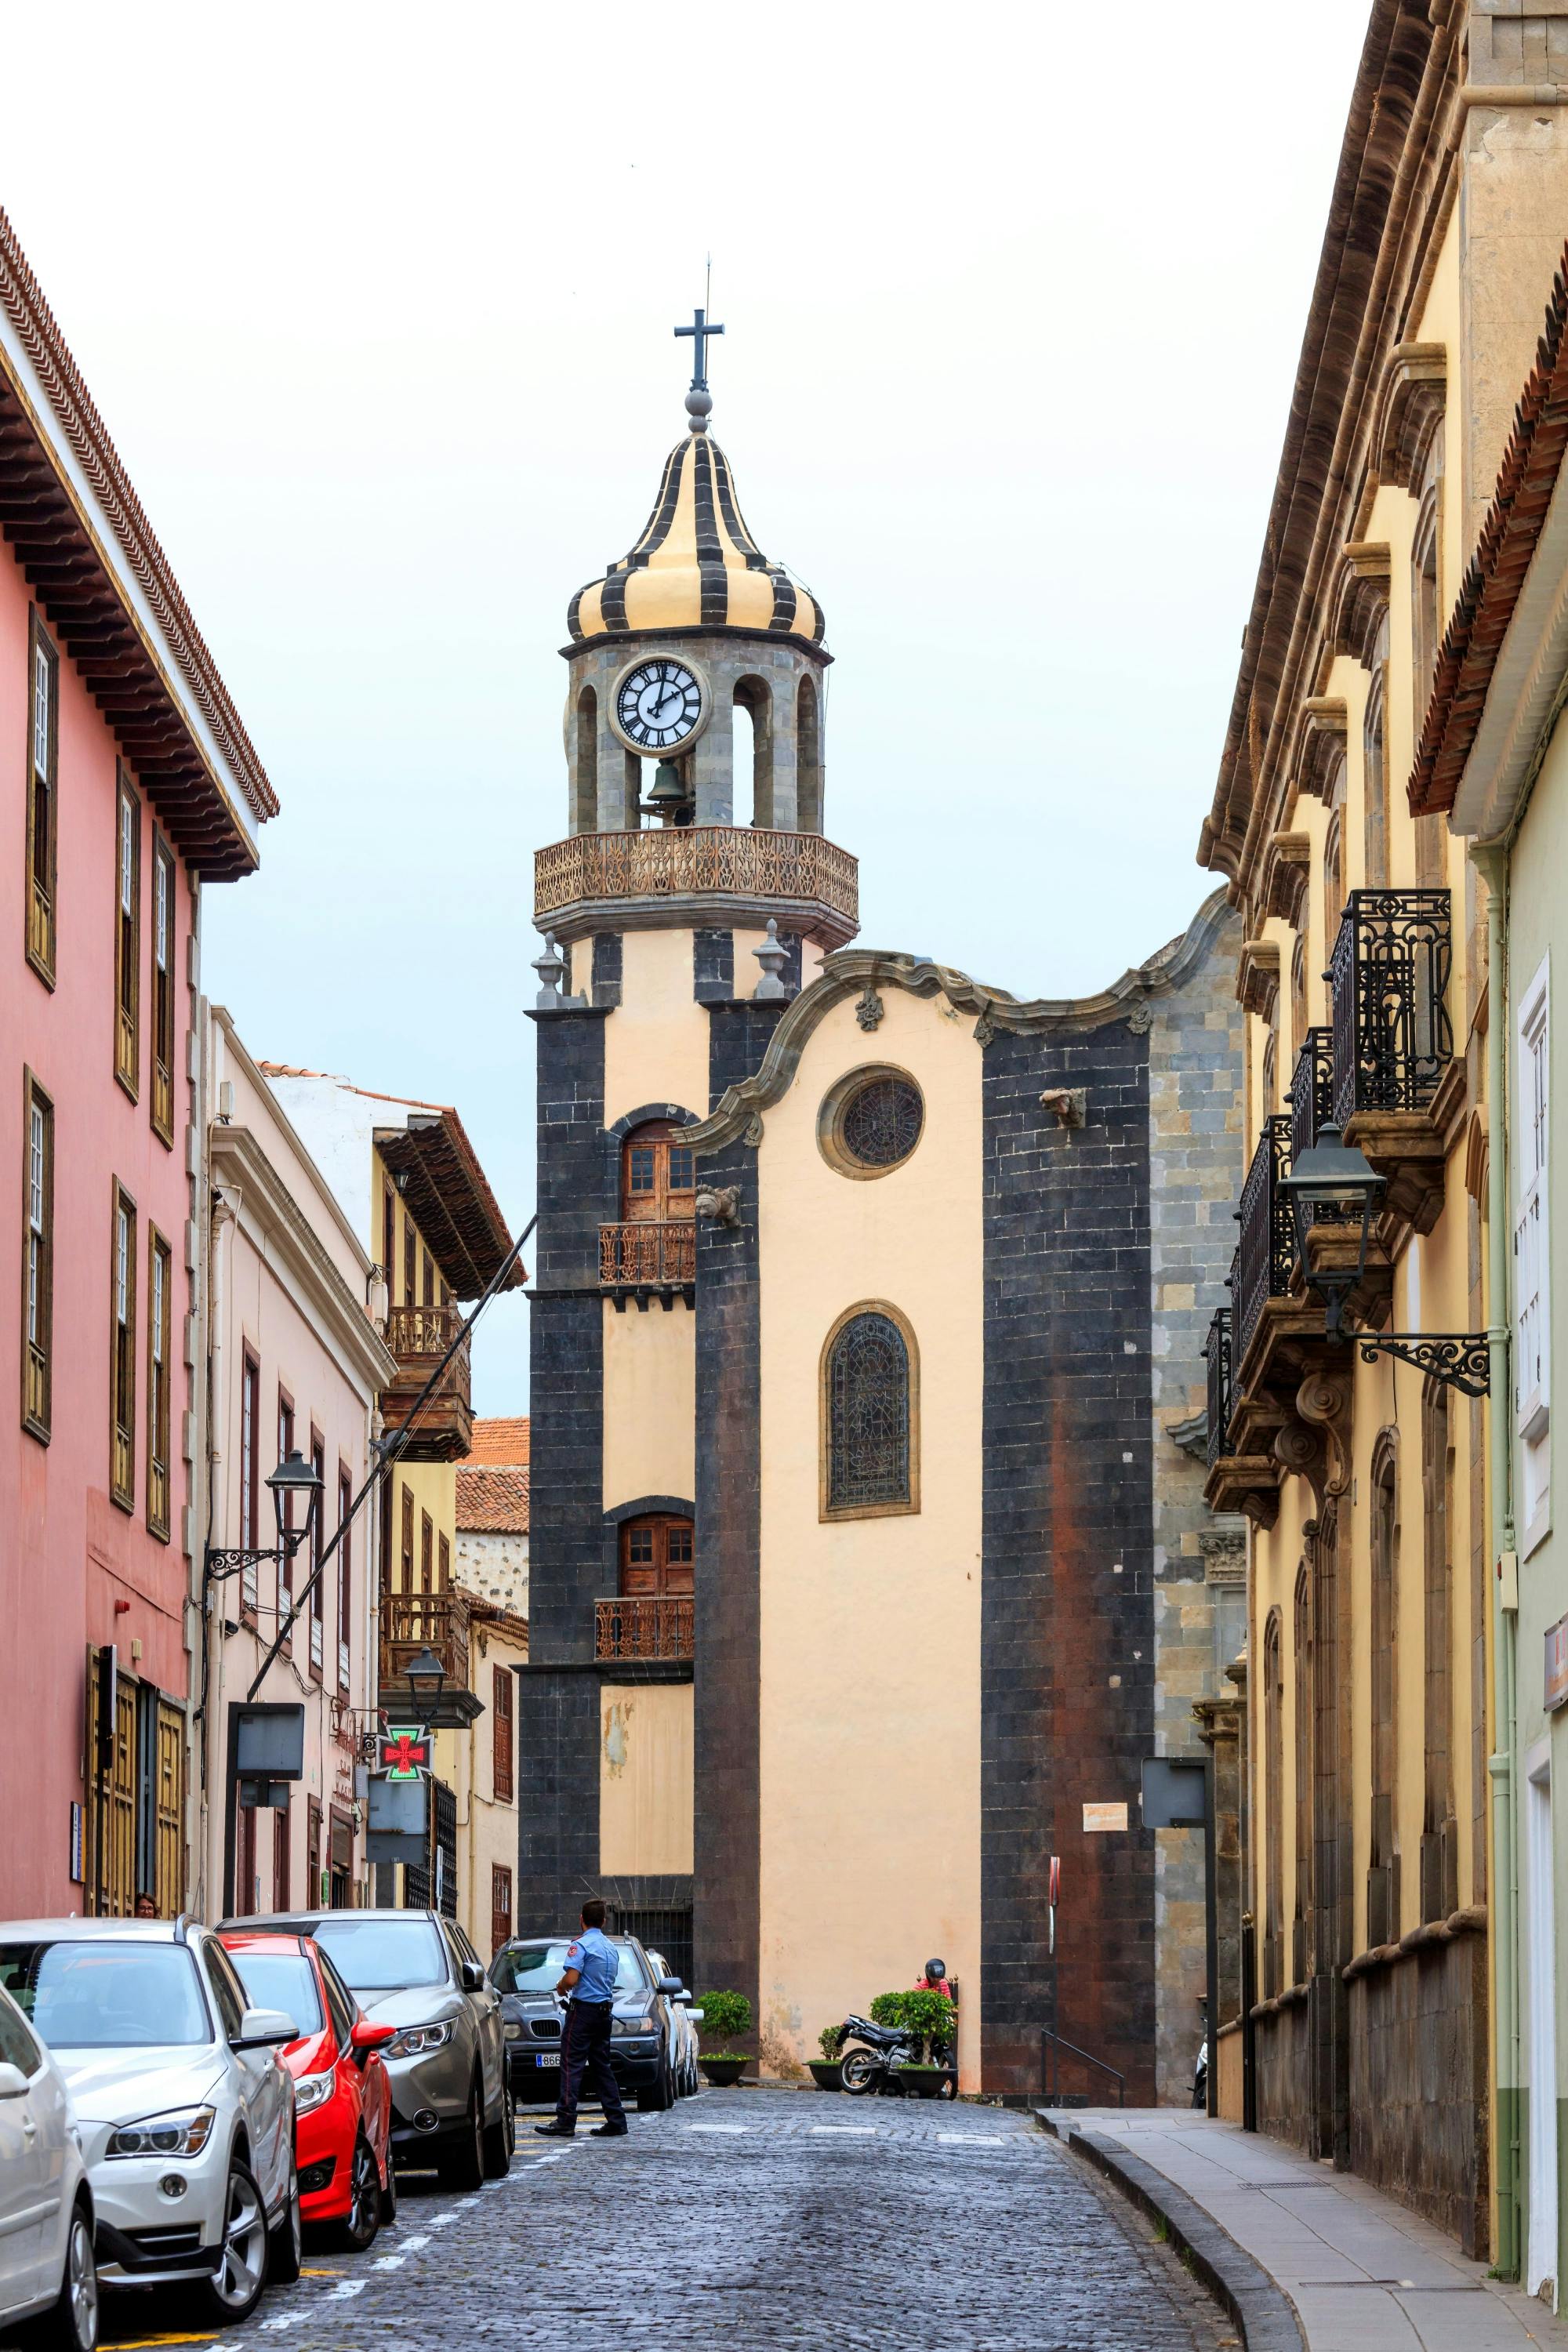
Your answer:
[96,2092,1232,2352]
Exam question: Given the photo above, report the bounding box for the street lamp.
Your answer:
[206,1447,324,1584]
[1279,1122,1490,1396]
[404,1645,447,1726]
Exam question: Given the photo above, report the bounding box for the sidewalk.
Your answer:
[1036,2107,1568,2351]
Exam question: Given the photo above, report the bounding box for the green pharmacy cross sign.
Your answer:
[380,1727,430,1782]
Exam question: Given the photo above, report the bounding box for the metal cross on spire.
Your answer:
[675,303,724,390]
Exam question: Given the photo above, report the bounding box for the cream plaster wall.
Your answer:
[599,928,712,1129]
[602,1301,695,1510]
[598,1681,695,1875]
[753,986,984,2084]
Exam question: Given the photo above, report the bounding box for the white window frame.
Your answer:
[1517,953,1551,1555]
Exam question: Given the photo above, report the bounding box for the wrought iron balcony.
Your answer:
[382,1302,472,1462]
[1287,1027,1334,1165]
[1204,1308,1233,1468]
[595,1595,695,1662]
[534,824,858,947]
[1329,890,1453,1129]
[600,1219,697,1298]
[1234,1116,1294,1364]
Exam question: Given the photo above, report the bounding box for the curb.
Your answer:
[1033,2111,1306,2352]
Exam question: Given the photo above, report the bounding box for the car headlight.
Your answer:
[612,2016,657,2038]
[503,2021,522,2041]
[293,2068,336,2116]
[106,2106,216,2159]
[384,2020,454,2059]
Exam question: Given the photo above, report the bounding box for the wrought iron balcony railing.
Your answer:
[595,1595,695,1662]
[600,1220,697,1288]
[1287,1027,1335,1165]
[1235,1116,1294,1362]
[535,825,858,935]
[1204,1307,1233,1468]
[1329,889,1453,1129]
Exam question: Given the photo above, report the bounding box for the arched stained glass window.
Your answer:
[822,1306,917,1518]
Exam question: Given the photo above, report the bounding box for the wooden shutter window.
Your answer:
[309,1434,326,1677]
[491,1863,514,1958]
[21,1072,53,1441]
[25,612,58,984]
[338,1468,354,1689]
[438,1531,450,1590]
[620,1122,697,1221]
[277,1393,295,1645]
[110,1185,137,1510]
[240,1350,260,1613]
[400,1485,415,1589]
[493,1666,514,1802]
[151,836,176,1145]
[114,771,141,1099]
[421,1512,434,1592]
[146,1228,172,1541]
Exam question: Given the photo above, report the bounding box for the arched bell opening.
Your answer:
[574,684,599,833]
[797,673,822,833]
[733,675,773,829]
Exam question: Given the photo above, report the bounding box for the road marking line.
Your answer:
[686,2122,747,2133]
[260,2318,305,2332]
[426,2213,459,2227]
[398,2233,431,2250]
[372,2253,405,2269]
[810,2125,876,2136]
[326,2281,366,2299]
[936,2132,1007,2145]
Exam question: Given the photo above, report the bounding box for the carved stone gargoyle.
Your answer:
[695,1184,741,1226]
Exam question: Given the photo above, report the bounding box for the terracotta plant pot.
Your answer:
[807,2061,843,2091]
[699,2056,748,2086]
[894,2065,949,2100]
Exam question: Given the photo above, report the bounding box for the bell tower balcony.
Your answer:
[533,822,858,949]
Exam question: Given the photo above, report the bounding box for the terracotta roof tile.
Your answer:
[456,1465,530,1534]
[463,1417,530,1466]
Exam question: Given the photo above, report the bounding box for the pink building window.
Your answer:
[110,1186,136,1510]
[114,773,140,1100]
[22,1073,53,1440]
[26,612,57,984]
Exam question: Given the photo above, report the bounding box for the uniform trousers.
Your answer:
[555,1998,626,2130]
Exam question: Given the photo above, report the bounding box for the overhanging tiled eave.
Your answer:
[376,1116,522,1302]
[0,376,257,879]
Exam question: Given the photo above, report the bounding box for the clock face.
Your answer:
[615,659,705,752]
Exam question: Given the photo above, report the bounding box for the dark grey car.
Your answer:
[230,1910,512,2184]
[493,1933,685,2112]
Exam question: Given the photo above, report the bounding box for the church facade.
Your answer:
[520,346,1244,2098]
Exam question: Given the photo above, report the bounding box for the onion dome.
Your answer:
[568,426,826,648]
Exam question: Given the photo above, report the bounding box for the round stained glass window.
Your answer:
[819,1068,924,1178]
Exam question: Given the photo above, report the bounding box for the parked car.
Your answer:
[234,1910,510,2187]
[219,1930,395,2252]
[644,1950,702,2100]
[0,1918,299,2325]
[492,1933,686,2112]
[0,1981,97,2349]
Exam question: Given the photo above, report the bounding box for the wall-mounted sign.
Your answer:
[1082,1801,1129,1834]
[379,1728,430,1782]
[1545,1614,1568,1712]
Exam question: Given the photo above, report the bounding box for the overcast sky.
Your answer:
[4,1,1372,1410]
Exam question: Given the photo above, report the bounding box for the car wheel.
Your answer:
[637,2057,673,2114]
[482,2078,514,2179]
[190,2158,268,2324]
[331,2135,381,2253]
[436,2079,485,2191]
[267,2159,303,2285]
[24,2194,97,2351]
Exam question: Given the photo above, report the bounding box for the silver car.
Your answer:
[0,1918,299,2326]
[239,1910,512,2185]
[644,1951,702,2099]
[0,1982,96,2348]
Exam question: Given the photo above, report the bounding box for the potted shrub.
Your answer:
[697,1989,753,2085]
[877,1988,955,2098]
[808,2024,844,2092]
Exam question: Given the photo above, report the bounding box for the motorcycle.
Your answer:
[837,2014,955,2099]
[1192,1996,1209,2111]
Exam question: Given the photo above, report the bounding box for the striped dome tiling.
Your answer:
[568,431,826,647]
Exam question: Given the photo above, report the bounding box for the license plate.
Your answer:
[534,2053,560,2067]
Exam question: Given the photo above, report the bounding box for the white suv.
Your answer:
[0,1919,300,2325]
[0,1981,96,2348]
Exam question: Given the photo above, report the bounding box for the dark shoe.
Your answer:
[534,2122,575,2138]
[592,2122,629,2137]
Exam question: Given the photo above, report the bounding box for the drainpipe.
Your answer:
[1477,842,1520,2278]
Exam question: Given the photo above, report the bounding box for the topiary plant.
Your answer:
[696,1988,753,2056]
[899,1987,956,2063]
[818,2023,845,2063]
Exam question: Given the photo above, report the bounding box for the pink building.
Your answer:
[0,209,271,1915]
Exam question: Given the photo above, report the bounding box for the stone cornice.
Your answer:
[683,889,1235,1154]
[212,1123,397,1396]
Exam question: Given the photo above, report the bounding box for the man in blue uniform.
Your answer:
[534,1897,629,2140]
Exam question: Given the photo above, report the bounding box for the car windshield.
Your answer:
[226,1951,323,2036]
[492,1941,648,1996]
[308,1919,446,1992]
[0,1941,209,2049]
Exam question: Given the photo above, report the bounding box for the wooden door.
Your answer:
[621,1123,695,1223]
[619,1515,695,1595]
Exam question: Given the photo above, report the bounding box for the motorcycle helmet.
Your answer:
[924,1958,946,1981]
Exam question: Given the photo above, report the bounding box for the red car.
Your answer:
[220,1928,396,2250]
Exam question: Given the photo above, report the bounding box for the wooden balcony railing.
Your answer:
[379,1589,472,1694]
[600,1220,697,1288]
[535,825,858,939]
[595,1596,695,1662]
[382,1302,473,1461]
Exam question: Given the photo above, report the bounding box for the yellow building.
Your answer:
[1196,3,1568,2265]
[262,1066,524,1953]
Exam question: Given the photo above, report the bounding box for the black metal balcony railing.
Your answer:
[1204,1307,1232,1468]
[1235,1116,1294,1362]
[1287,1027,1335,1166]
[1329,889,1453,1131]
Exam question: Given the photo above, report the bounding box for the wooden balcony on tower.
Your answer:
[600,1219,696,1308]
[381,1302,473,1461]
[595,1595,695,1662]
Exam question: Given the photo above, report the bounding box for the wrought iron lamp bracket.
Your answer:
[204,1527,312,1584]
[1354,1333,1491,1397]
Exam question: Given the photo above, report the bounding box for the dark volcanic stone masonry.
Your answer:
[137,2092,1229,2350]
